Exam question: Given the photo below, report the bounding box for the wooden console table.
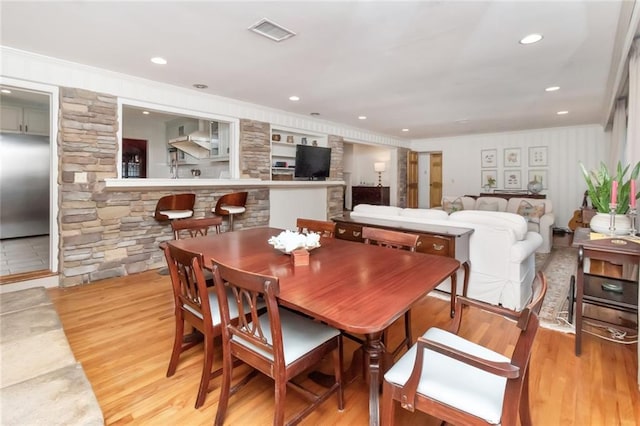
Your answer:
[571,228,639,360]
[333,213,473,317]
[473,192,546,200]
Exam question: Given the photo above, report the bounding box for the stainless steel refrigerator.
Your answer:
[0,132,50,239]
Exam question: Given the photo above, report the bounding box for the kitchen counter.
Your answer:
[104,178,345,191]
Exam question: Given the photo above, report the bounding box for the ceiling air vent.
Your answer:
[249,18,296,42]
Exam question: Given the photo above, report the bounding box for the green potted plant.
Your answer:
[579,161,640,214]
[579,161,640,234]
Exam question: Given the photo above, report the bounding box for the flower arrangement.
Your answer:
[268,230,321,253]
[579,161,640,214]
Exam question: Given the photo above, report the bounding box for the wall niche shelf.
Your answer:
[270,127,327,180]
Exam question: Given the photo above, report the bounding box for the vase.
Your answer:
[589,212,631,235]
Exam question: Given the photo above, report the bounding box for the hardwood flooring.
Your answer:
[48,270,639,425]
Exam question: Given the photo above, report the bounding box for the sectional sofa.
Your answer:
[349,204,543,310]
[441,195,555,254]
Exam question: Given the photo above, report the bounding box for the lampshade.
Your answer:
[374,162,386,172]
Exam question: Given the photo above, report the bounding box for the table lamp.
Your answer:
[374,162,385,187]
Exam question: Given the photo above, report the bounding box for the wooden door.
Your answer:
[407,151,419,208]
[429,153,443,207]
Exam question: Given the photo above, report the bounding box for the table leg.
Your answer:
[364,332,384,426]
[575,247,584,355]
[449,268,458,318]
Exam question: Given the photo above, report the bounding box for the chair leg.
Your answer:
[519,369,533,426]
[274,376,287,425]
[194,333,214,409]
[214,352,234,426]
[228,214,234,231]
[167,312,185,377]
[334,338,345,410]
[381,381,395,426]
[404,310,413,351]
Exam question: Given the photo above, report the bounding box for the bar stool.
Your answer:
[212,192,247,231]
[154,193,196,222]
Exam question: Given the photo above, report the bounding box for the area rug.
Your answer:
[536,247,577,333]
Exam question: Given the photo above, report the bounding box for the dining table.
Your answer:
[168,227,460,426]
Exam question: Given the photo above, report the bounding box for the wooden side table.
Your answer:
[571,228,640,357]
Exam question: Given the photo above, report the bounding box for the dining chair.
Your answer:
[211,260,344,425]
[171,216,222,240]
[296,218,337,237]
[154,193,196,221]
[381,271,548,426]
[212,191,247,231]
[362,226,420,360]
[162,243,258,409]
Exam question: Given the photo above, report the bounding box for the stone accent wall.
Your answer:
[328,135,345,218]
[58,88,271,286]
[397,148,409,208]
[239,119,270,180]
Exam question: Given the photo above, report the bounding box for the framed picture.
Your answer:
[529,146,548,167]
[528,169,548,189]
[481,149,497,168]
[481,170,498,188]
[504,170,521,189]
[504,148,521,167]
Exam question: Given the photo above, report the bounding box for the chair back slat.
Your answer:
[362,226,419,251]
[296,218,337,238]
[171,216,222,239]
[213,261,283,364]
[163,244,211,327]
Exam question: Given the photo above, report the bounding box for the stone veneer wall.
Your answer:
[239,119,271,180]
[397,148,409,208]
[58,88,269,286]
[327,135,345,218]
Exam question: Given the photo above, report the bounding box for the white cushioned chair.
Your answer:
[382,272,548,426]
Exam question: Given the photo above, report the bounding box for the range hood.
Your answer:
[168,120,211,159]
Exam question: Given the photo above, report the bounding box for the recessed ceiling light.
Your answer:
[358,116,367,120]
[557,110,569,115]
[545,86,560,92]
[289,96,300,101]
[142,111,150,115]
[519,34,543,45]
[310,112,320,116]
[401,128,409,132]
[1,89,11,94]
[193,84,208,89]
[150,57,167,65]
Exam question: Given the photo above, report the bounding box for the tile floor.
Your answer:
[0,236,50,276]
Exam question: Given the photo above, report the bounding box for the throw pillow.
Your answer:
[476,199,500,211]
[442,197,464,214]
[517,200,545,223]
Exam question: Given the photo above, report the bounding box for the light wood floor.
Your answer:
[48,270,639,425]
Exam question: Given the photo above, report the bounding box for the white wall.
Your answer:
[411,124,610,229]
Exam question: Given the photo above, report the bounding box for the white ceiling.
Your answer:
[0,1,636,140]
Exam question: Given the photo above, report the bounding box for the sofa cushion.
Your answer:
[516,200,545,223]
[442,197,465,213]
[475,199,499,211]
[442,196,476,211]
[400,208,449,221]
[352,204,403,217]
[449,210,528,240]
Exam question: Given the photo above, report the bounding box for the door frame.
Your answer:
[1,77,60,274]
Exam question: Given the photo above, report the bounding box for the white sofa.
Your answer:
[350,204,543,310]
[441,195,555,253]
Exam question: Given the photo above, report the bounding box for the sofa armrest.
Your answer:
[509,232,543,263]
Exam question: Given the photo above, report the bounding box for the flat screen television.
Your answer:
[294,145,331,180]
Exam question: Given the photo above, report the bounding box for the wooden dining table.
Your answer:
[168,227,460,426]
